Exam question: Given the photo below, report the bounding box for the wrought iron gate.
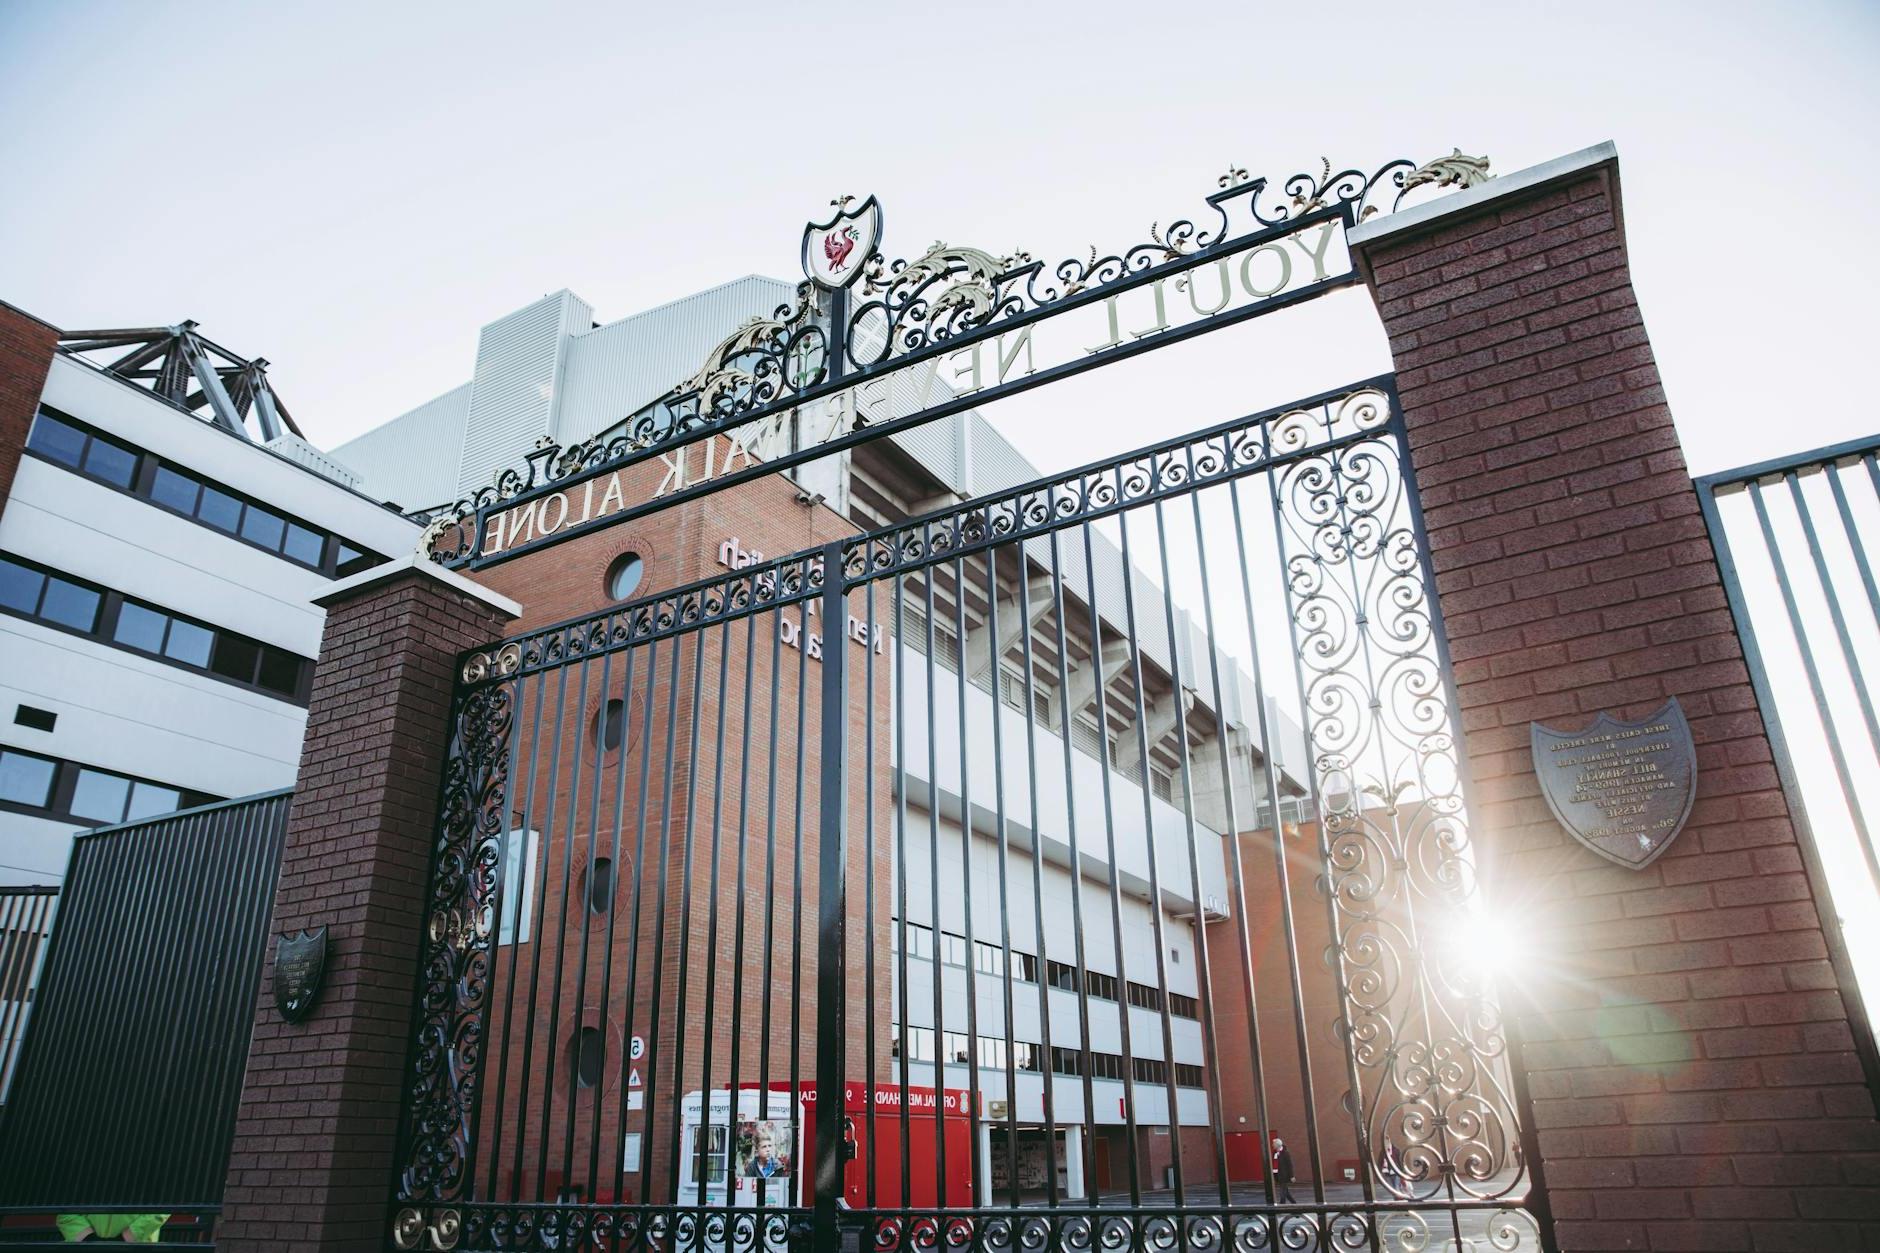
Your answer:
[392,378,1547,1251]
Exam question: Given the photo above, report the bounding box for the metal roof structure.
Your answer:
[56,321,301,444]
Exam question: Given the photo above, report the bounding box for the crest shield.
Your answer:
[802,195,882,290]
[273,925,328,1023]
[1531,697,1698,870]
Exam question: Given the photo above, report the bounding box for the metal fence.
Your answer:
[395,380,1549,1252]
[0,888,58,1106]
[0,790,290,1224]
[1697,435,1880,1093]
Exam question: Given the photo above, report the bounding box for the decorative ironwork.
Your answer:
[420,152,1491,570]
[841,382,1393,586]
[398,680,514,1203]
[1272,406,1529,1208]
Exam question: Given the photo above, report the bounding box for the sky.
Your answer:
[1,1,1877,477]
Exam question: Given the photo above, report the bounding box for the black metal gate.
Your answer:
[391,377,1547,1250]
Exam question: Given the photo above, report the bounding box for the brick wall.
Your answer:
[1355,155,1880,1248]
[218,567,515,1253]
[0,300,61,512]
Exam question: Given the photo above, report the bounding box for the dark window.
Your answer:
[0,558,45,615]
[80,436,138,488]
[150,465,202,514]
[1174,1063,1205,1089]
[1127,982,1162,1012]
[1085,971,1118,1001]
[283,522,325,567]
[594,698,626,752]
[211,634,261,684]
[70,768,131,823]
[571,1026,605,1089]
[0,749,57,808]
[239,505,286,551]
[1132,1058,1167,1085]
[335,542,377,578]
[1047,960,1078,993]
[39,578,100,632]
[25,414,86,467]
[114,601,170,653]
[197,485,242,533]
[163,618,214,667]
[587,857,614,915]
[257,647,303,696]
[1168,992,1199,1020]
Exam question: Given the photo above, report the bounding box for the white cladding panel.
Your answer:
[455,292,591,499]
[40,357,418,558]
[4,461,327,656]
[0,811,81,886]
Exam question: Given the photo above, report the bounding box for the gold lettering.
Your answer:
[1128,278,1172,340]
[948,344,984,395]
[1085,296,1124,355]
[995,327,1036,383]
[1185,259,1233,317]
[1290,223,1338,282]
[1240,243,1293,299]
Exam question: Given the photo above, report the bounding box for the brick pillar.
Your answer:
[1349,144,1880,1250]
[0,299,61,511]
[219,557,519,1253]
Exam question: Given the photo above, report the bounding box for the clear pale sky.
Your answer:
[1,0,1876,476]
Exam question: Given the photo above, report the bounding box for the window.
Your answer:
[977,1036,1007,1071]
[1127,982,1162,1013]
[943,1031,971,1064]
[1085,971,1118,1002]
[1049,1047,1127,1080]
[571,1026,605,1089]
[498,829,541,946]
[1132,1057,1167,1085]
[895,1025,935,1062]
[587,856,615,915]
[1168,992,1199,1020]
[939,931,967,967]
[0,749,56,809]
[891,919,934,960]
[1012,1041,1042,1073]
[1174,1063,1205,1089]
[594,699,627,752]
[0,554,315,702]
[24,413,86,467]
[686,1125,728,1184]
[606,552,646,601]
[1047,960,1078,993]
[25,407,387,579]
[0,748,218,826]
[972,940,1039,983]
[151,465,201,513]
[1090,1052,1123,1080]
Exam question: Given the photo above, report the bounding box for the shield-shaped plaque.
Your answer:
[273,926,328,1023]
[1531,697,1698,870]
[802,195,882,289]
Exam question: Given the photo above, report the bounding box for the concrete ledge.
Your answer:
[1348,140,1620,265]
[313,551,522,618]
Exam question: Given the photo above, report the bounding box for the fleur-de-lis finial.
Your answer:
[830,193,856,210]
[1219,163,1250,189]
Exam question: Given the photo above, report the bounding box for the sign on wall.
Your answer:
[1531,697,1698,870]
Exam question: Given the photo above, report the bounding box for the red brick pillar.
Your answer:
[1349,144,1880,1250]
[219,557,519,1253]
[0,299,62,511]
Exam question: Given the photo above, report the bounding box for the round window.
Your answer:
[606,552,645,601]
[570,1025,604,1090]
[593,699,627,752]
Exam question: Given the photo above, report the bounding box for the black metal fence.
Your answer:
[0,790,290,1224]
[1697,436,1880,1095]
[0,888,58,1107]
[395,381,1548,1252]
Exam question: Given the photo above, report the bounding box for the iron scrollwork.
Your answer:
[420,151,1489,569]
[1272,398,1527,1207]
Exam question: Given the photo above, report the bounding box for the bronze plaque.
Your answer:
[273,926,328,1022]
[1531,697,1698,870]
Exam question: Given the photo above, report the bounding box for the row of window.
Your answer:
[26,408,384,580]
[891,920,1199,1020]
[0,745,219,827]
[0,552,313,703]
[891,1025,1204,1089]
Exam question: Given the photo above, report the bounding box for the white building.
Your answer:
[0,317,419,884]
[332,281,1314,1197]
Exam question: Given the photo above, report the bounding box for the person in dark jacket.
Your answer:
[1270,1135,1296,1204]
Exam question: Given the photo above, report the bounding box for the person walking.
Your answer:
[1270,1135,1296,1204]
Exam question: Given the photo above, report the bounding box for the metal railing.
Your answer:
[1697,435,1880,1096]
[0,888,58,1106]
